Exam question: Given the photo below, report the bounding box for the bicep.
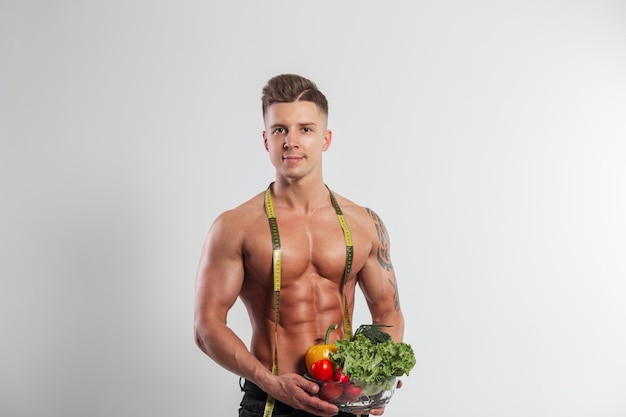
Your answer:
[358,208,401,318]
[194,216,245,325]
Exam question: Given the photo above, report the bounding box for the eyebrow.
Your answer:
[270,122,318,129]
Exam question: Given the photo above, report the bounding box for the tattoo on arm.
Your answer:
[389,274,401,311]
[367,208,393,271]
[366,208,401,310]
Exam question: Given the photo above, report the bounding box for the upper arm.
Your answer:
[194,212,245,329]
[357,208,404,339]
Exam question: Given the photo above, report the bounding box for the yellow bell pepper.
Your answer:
[305,323,338,380]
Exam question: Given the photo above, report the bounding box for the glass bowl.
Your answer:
[304,374,397,412]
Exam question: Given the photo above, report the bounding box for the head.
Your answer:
[261,74,329,122]
[261,75,332,181]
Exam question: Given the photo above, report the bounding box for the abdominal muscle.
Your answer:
[240,270,354,376]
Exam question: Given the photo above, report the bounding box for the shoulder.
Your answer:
[208,191,266,236]
[328,189,387,237]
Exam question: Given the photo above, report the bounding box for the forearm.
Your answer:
[372,309,405,342]
[194,319,273,385]
[194,319,333,415]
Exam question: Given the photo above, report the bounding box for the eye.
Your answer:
[302,127,312,133]
[272,127,285,134]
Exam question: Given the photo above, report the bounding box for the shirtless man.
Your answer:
[194,74,405,417]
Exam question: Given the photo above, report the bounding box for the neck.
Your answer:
[270,176,330,213]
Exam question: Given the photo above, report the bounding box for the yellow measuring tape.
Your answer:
[262,183,354,417]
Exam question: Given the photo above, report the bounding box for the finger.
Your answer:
[304,402,339,417]
[295,376,321,395]
[305,382,320,394]
[365,406,386,416]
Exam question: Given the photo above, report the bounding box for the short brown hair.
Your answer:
[261,74,328,117]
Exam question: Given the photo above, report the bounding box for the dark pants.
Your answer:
[239,379,366,417]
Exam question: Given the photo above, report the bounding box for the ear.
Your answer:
[322,130,332,151]
[262,131,269,151]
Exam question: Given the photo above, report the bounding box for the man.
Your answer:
[194,74,404,417]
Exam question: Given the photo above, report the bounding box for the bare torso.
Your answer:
[235,189,373,375]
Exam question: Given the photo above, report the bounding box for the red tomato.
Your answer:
[310,359,334,381]
[342,383,362,401]
[332,367,350,384]
[320,382,344,401]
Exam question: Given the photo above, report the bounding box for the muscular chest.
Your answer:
[244,210,366,284]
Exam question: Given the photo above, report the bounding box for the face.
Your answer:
[263,101,332,181]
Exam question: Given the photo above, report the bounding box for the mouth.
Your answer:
[282,155,304,161]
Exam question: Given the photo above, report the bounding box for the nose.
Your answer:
[283,132,298,149]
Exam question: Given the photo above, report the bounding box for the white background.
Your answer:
[2,1,626,416]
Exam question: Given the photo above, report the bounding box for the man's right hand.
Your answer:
[261,373,340,417]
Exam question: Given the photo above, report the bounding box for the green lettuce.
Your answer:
[331,334,416,384]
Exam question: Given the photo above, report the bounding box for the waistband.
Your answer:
[241,378,270,400]
[240,379,368,417]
